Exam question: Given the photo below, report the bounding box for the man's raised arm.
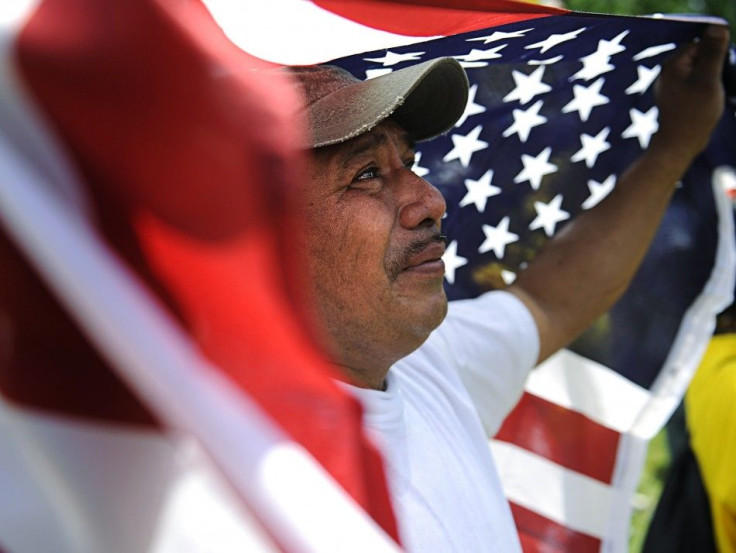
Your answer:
[508,24,731,364]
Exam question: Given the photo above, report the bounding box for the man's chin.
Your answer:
[410,293,448,338]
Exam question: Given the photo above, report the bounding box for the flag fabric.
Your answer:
[0,1,400,552]
[203,1,736,552]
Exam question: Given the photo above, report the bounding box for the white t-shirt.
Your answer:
[347,291,539,553]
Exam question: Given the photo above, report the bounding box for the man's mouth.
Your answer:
[395,235,446,280]
[404,241,446,271]
[386,233,447,281]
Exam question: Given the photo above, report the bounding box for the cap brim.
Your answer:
[305,57,469,148]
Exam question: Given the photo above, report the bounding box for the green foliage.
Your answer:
[565,0,735,32]
[628,429,671,552]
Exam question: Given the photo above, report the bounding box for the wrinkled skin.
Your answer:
[299,120,447,389]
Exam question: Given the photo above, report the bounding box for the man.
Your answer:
[290,25,730,552]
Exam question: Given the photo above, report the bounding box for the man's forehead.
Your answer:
[315,121,415,162]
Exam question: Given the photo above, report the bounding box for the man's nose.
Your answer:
[397,169,446,230]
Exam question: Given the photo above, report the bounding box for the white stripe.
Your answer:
[605,433,650,553]
[0,0,92,218]
[0,399,77,553]
[491,440,617,539]
[648,13,728,25]
[525,349,651,434]
[202,0,436,64]
[634,165,736,438]
[0,400,278,553]
[151,437,280,553]
[0,0,38,29]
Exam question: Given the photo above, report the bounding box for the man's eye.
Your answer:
[354,167,380,182]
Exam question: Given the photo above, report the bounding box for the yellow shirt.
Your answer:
[686,333,736,553]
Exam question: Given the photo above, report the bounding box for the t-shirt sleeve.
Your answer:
[427,290,539,437]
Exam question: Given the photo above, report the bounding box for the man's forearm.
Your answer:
[510,145,683,363]
[508,25,730,364]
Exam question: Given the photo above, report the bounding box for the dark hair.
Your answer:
[715,300,736,334]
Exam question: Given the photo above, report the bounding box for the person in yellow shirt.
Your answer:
[644,302,736,553]
[686,306,736,553]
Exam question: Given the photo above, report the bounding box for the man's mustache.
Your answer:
[385,232,447,282]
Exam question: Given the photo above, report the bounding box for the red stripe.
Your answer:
[0,229,159,428]
[313,0,565,37]
[495,392,620,484]
[510,502,601,553]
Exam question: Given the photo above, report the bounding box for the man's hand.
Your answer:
[652,25,730,171]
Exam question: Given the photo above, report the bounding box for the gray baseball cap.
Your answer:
[289,57,469,149]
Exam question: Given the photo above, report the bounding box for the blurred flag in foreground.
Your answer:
[0,1,399,552]
[201,1,736,552]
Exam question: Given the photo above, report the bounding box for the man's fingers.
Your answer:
[691,25,730,83]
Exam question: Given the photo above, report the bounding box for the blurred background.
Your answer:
[557,0,735,31]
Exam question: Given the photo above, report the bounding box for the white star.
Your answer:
[529,194,570,237]
[364,51,424,66]
[454,45,506,66]
[501,270,517,285]
[442,240,468,285]
[573,51,614,81]
[468,28,532,44]
[503,100,547,143]
[625,64,661,95]
[514,147,557,190]
[366,68,393,79]
[526,27,586,54]
[572,31,629,81]
[622,106,659,148]
[412,151,430,178]
[596,30,629,56]
[443,125,489,167]
[562,77,609,122]
[503,66,552,105]
[571,127,611,168]
[529,55,564,66]
[633,43,675,61]
[479,216,518,258]
[582,174,617,209]
[455,84,487,127]
[459,170,500,212]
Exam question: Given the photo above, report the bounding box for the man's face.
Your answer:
[301,120,448,383]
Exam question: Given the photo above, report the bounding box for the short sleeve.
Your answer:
[425,290,539,437]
